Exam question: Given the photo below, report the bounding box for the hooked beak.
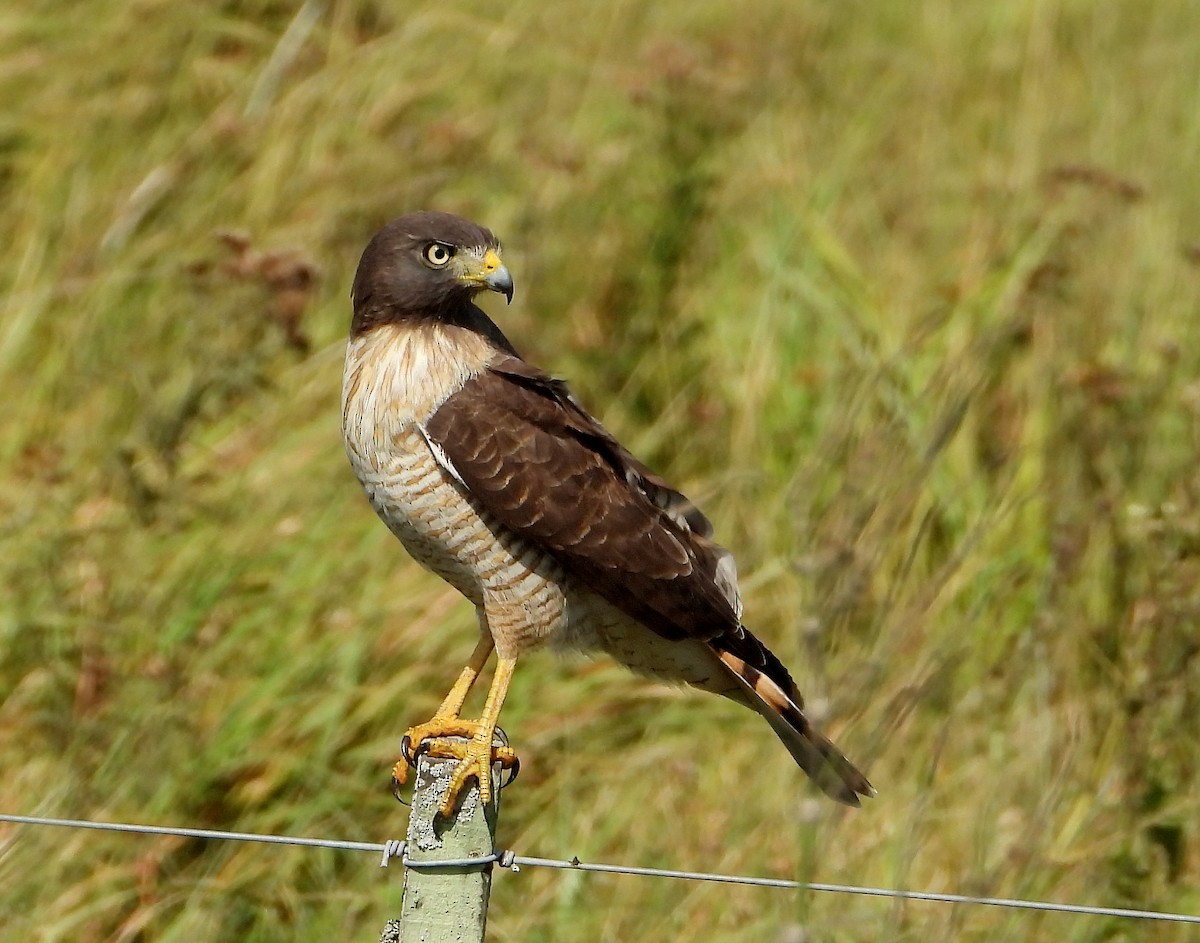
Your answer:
[464,247,514,304]
[484,262,514,304]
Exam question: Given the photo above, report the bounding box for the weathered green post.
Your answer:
[380,735,507,943]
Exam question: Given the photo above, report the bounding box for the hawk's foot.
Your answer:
[390,715,477,795]
[424,734,519,817]
[391,720,518,816]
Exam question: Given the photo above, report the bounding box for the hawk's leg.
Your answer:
[392,635,494,791]
[391,638,519,815]
[426,655,518,817]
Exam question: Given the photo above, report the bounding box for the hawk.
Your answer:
[342,211,873,816]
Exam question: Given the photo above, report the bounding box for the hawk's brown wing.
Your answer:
[423,355,740,643]
[424,354,874,805]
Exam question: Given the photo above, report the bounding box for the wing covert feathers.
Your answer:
[423,357,742,642]
[423,352,872,805]
[715,638,874,806]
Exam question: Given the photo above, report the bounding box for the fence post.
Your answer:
[380,733,507,943]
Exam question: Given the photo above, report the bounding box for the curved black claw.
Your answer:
[498,755,520,789]
[398,729,427,767]
[390,775,411,805]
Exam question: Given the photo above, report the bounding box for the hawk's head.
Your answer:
[351,211,513,335]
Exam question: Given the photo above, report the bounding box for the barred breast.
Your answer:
[342,324,570,658]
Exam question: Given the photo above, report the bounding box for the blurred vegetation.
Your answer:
[2,0,1199,940]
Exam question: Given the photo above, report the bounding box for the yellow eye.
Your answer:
[423,242,455,267]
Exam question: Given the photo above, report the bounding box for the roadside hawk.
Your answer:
[342,211,874,816]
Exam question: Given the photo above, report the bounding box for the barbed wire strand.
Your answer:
[2,813,1197,925]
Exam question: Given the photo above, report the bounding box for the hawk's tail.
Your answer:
[714,641,874,807]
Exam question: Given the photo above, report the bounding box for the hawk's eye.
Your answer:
[423,242,455,267]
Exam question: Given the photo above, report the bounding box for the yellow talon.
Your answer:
[391,727,519,815]
[426,735,518,816]
[390,651,520,817]
[390,717,473,793]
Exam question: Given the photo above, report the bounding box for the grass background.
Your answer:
[2,0,1199,940]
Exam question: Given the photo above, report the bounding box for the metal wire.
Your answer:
[2,813,1197,925]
